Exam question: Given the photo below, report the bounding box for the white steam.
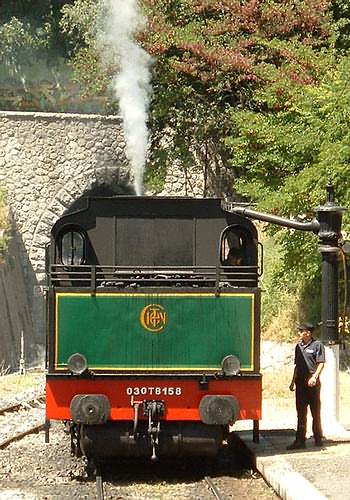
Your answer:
[101,0,152,195]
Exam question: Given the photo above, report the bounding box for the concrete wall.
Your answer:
[0,228,37,370]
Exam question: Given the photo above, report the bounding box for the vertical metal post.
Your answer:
[45,419,51,444]
[316,185,345,344]
[19,330,25,375]
[320,251,339,343]
[315,186,346,435]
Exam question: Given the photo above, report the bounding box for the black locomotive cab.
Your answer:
[49,196,260,290]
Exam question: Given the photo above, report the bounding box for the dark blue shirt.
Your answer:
[294,338,325,380]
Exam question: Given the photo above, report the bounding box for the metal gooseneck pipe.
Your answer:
[225,205,320,233]
[222,186,346,344]
[223,186,347,434]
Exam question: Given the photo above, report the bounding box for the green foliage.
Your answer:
[0,1,63,66]
[143,143,168,192]
[68,46,110,97]
[331,0,350,50]
[140,0,334,191]
[0,17,50,67]
[60,0,102,49]
[227,53,350,295]
[259,229,320,334]
[260,233,322,339]
[0,0,111,111]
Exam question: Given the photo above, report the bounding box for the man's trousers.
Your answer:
[295,380,323,442]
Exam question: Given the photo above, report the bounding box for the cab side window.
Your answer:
[221,227,245,266]
[57,228,85,266]
[220,225,258,267]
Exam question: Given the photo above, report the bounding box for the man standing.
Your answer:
[287,323,325,450]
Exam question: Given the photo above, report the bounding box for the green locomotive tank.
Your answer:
[45,197,262,460]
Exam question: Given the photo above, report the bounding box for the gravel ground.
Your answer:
[0,341,347,499]
[0,423,278,499]
[0,371,45,409]
[0,406,45,445]
[0,423,95,499]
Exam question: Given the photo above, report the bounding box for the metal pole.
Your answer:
[320,250,339,343]
[19,330,25,375]
[222,185,348,436]
[315,186,347,435]
[315,185,345,344]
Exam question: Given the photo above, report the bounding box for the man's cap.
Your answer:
[298,322,315,332]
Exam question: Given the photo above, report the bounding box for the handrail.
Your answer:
[49,264,259,289]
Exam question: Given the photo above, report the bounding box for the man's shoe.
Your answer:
[314,439,324,447]
[286,440,306,450]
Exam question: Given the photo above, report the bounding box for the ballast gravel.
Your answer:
[0,355,287,499]
[0,423,277,499]
[0,406,44,445]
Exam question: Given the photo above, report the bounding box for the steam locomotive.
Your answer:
[45,196,262,459]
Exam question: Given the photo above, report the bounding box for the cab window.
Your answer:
[221,227,245,265]
[220,225,258,266]
[58,229,85,266]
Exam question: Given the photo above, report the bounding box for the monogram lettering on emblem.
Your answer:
[140,304,167,333]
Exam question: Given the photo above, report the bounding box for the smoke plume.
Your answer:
[101,0,152,195]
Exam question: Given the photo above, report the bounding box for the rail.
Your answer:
[0,395,46,450]
[204,476,226,500]
[0,395,45,417]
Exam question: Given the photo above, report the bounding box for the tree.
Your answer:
[0,1,77,111]
[57,1,335,190]
[225,54,350,332]
[139,0,334,191]
[59,0,110,97]
[0,1,68,68]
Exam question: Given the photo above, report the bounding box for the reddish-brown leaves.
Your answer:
[141,0,332,85]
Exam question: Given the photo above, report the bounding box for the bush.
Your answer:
[260,232,321,341]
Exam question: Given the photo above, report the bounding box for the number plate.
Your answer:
[126,386,182,396]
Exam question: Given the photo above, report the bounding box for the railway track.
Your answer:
[94,468,229,500]
[0,395,46,450]
[0,395,45,416]
[89,447,258,500]
[0,422,278,498]
[204,475,226,500]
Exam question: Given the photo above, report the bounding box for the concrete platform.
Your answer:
[237,428,350,499]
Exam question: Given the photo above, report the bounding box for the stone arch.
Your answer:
[0,110,233,347]
[29,166,133,280]
[0,111,130,266]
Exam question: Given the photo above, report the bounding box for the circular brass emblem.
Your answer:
[140,304,167,333]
